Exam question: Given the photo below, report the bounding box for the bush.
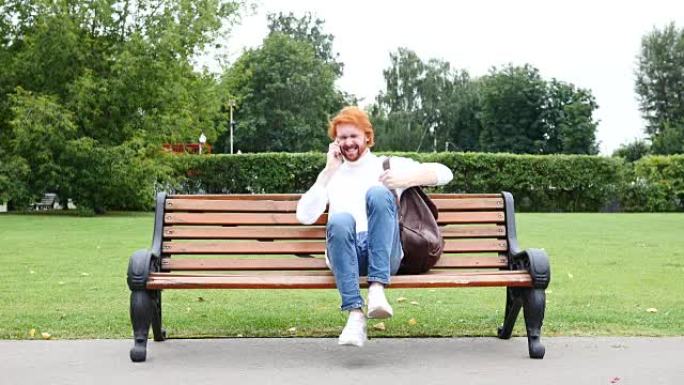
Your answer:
[166,152,626,212]
[620,155,684,211]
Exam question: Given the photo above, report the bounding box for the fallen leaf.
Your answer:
[372,322,386,331]
[396,297,407,303]
[410,301,419,306]
[407,318,417,326]
[29,329,36,337]
[567,273,574,279]
[287,327,297,334]
[41,332,51,340]
[646,308,658,313]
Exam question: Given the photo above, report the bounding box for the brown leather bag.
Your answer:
[383,158,444,274]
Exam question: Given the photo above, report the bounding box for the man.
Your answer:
[296,106,453,347]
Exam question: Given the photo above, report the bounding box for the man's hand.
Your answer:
[325,141,343,171]
[379,170,412,189]
[316,141,343,186]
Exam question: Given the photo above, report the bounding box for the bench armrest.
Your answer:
[127,249,160,291]
[509,248,551,289]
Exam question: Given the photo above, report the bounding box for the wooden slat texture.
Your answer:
[164,226,327,239]
[165,198,504,212]
[169,194,301,200]
[163,225,506,240]
[164,211,504,226]
[432,198,504,210]
[162,239,507,254]
[146,271,532,289]
[161,256,508,271]
[437,211,505,224]
[168,193,502,201]
[164,213,326,225]
[163,241,325,254]
[440,225,506,238]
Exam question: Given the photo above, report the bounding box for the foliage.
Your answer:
[613,139,651,162]
[635,22,684,154]
[371,52,599,155]
[623,155,684,211]
[166,152,629,212]
[479,65,599,154]
[0,0,244,210]
[219,24,346,152]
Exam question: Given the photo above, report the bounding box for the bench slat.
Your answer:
[168,193,502,200]
[163,225,506,239]
[161,256,508,271]
[146,271,532,289]
[162,239,507,254]
[164,198,504,212]
[164,211,504,225]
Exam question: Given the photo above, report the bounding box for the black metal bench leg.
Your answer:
[522,288,546,359]
[151,290,166,342]
[497,287,523,339]
[130,290,154,362]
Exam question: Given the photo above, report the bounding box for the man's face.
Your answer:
[335,123,368,162]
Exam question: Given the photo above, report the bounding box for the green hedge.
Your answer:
[164,152,676,212]
[620,155,684,212]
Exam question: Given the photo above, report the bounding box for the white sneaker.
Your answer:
[338,311,367,347]
[367,283,393,319]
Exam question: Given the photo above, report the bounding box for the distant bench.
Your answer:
[32,193,57,210]
[127,192,551,362]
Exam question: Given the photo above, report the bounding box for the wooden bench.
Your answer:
[127,192,551,362]
[32,193,57,210]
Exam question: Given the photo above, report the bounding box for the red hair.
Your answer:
[328,106,375,147]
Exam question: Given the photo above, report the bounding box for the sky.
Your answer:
[206,0,684,155]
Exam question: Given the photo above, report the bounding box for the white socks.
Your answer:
[338,309,367,347]
[367,282,393,319]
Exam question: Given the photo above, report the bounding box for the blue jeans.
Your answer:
[326,186,402,311]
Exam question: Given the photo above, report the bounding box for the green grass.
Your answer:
[1,212,683,340]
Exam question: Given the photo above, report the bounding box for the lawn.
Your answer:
[1,212,682,340]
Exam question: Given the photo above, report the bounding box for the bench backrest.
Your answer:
[155,193,513,273]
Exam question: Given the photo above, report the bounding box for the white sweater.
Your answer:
[296,150,453,233]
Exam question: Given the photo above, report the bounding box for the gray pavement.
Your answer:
[1,337,682,385]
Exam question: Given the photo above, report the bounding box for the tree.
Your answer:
[479,64,599,154]
[0,0,245,210]
[479,65,548,153]
[220,15,347,152]
[635,22,684,154]
[613,139,651,162]
[543,80,599,154]
[371,48,472,152]
[267,12,343,76]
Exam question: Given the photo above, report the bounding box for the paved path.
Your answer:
[2,337,682,385]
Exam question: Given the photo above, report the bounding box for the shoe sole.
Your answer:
[338,338,365,347]
[367,307,393,319]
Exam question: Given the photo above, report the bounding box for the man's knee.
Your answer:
[366,185,394,207]
[327,213,356,235]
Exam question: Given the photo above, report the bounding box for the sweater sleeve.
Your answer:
[296,182,328,225]
[390,156,454,186]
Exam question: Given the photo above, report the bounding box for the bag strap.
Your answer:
[382,157,400,205]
